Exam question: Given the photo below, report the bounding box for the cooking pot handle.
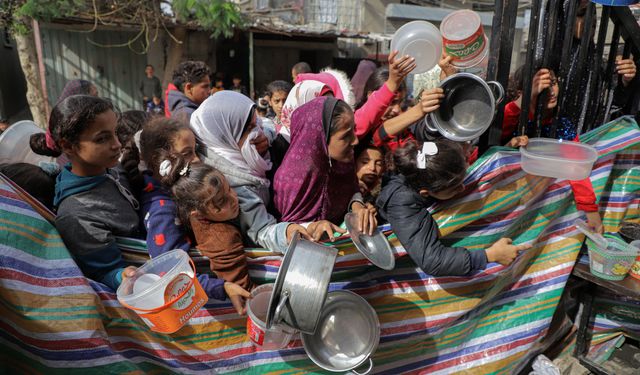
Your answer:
[351,358,373,375]
[487,81,505,105]
[273,290,289,325]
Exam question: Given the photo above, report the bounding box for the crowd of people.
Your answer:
[0,36,634,314]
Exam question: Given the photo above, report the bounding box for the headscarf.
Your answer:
[190,91,272,184]
[351,60,377,105]
[273,96,358,224]
[57,80,95,104]
[279,80,329,138]
[295,72,344,101]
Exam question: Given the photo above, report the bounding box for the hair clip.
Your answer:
[179,162,190,176]
[417,142,438,170]
[159,160,172,177]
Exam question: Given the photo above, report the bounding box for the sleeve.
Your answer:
[354,83,396,139]
[55,211,126,290]
[197,275,227,301]
[501,101,521,144]
[236,186,289,253]
[381,190,487,276]
[144,200,191,258]
[568,134,598,212]
[348,192,365,212]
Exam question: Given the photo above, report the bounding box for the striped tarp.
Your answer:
[0,116,638,374]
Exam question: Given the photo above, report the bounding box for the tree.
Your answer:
[0,0,244,126]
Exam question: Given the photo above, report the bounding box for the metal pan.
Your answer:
[344,213,395,270]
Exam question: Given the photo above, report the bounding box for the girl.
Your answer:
[355,143,385,204]
[377,140,531,276]
[273,96,377,236]
[159,154,253,291]
[30,95,138,290]
[190,91,314,251]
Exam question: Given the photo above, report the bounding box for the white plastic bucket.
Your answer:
[247,284,295,350]
[0,120,55,166]
[117,250,208,334]
[440,9,488,69]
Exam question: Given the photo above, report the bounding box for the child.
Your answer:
[377,140,531,276]
[159,155,254,291]
[355,143,385,204]
[168,61,211,122]
[30,95,139,290]
[230,74,248,97]
[146,96,165,116]
[266,80,293,129]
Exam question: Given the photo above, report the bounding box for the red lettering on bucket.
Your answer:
[247,317,265,346]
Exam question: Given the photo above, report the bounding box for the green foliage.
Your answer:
[171,0,245,38]
[1,0,84,34]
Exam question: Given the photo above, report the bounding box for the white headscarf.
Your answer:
[191,91,272,182]
[279,80,326,141]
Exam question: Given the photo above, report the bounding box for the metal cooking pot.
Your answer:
[266,232,338,334]
[301,290,380,374]
[425,72,504,141]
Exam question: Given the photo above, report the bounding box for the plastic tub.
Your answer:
[0,120,55,166]
[440,9,488,69]
[246,283,295,350]
[520,138,598,180]
[117,249,208,334]
[390,21,442,74]
[586,234,640,281]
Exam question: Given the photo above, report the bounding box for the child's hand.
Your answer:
[224,282,251,315]
[286,223,314,242]
[615,57,636,86]
[531,69,552,97]
[387,50,416,93]
[585,211,604,234]
[250,133,270,156]
[121,266,137,281]
[351,202,377,236]
[505,135,529,148]
[419,88,444,114]
[307,220,346,242]
[486,238,531,266]
[438,53,457,78]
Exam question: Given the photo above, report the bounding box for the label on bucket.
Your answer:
[592,261,604,274]
[247,317,265,346]
[444,32,485,62]
[165,273,195,310]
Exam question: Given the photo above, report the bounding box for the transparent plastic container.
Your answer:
[390,21,442,74]
[247,283,295,350]
[520,138,598,180]
[586,235,640,281]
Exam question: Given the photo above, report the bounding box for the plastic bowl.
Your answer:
[390,21,442,74]
[520,138,598,180]
[586,234,640,281]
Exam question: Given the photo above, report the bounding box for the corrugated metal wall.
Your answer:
[40,25,147,111]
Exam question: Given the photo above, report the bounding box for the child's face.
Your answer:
[64,109,122,175]
[382,90,405,121]
[356,148,384,187]
[546,75,559,109]
[269,90,287,118]
[233,78,241,86]
[185,76,211,105]
[328,111,358,163]
[172,128,200,163]
[152,96,161,105]
[201,174,239,222]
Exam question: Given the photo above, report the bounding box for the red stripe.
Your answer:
[0,269,87,287]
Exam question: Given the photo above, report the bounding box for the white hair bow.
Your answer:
[159,160,172,177]
[417,142,438,170]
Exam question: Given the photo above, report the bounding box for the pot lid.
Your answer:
[344,213,395,270]
[301,290,380,372]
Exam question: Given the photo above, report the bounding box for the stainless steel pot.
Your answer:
[425,72,504,141]
[301,290,380,374]
[266,232,338,334]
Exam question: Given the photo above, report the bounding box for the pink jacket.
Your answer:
[354,83,396,139]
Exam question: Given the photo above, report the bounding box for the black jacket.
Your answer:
[377,174,487,276]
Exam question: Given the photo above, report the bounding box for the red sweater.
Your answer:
[502,101,598,212]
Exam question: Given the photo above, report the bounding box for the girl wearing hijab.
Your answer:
[273,96,377,237]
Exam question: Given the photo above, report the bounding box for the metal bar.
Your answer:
[486,0,506,82]
[572,2,596,112]
[580,6,609,134]
[611,6,640,51]
[552,0,579,138]
[481,0,519,150]
[518,0,543,137]
[534,0,559,138]
[600,21,620,125]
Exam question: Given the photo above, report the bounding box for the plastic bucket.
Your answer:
[247,284,295,350]
[117,249,208,334]
[440,10,488,69]
[0,120,55,166]
[629,240,640,280]
[586,235,640,281]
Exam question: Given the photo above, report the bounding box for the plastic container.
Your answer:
[246,283,295,350]
[0,120,55,166]
[390,21,442,74]
[520,138,598,180]
[117,249,208,334]
[440,9,488,69]
[629,240,640,280]
[586,234,640,281]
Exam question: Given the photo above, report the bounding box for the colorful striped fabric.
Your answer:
[0,116,639,374]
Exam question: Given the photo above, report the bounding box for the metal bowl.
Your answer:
[426,72,504,141]
[266,232,338,334]
[344,213,395,270]
[620,221,640,243]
